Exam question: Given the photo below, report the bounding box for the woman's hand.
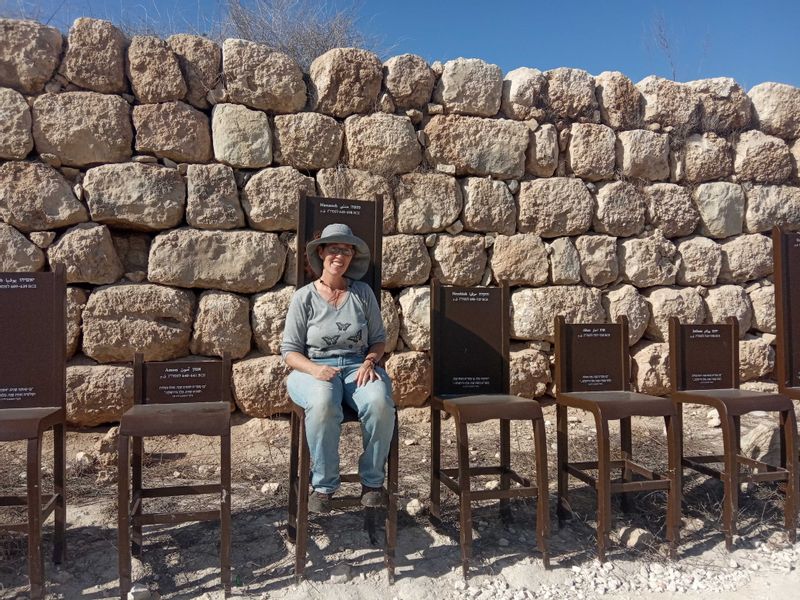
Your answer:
[314,364,340,381]
[356,359,380,387]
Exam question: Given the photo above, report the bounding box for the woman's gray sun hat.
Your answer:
[306,223,371,280]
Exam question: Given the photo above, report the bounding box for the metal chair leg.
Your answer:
[665,413,681,559]
[430,407,442,522]
[499,419,511,522]
[287,410,300,543]
[221,433,232,596]
[556,404,569,524]
[385,416,399,583]
[533,418,551,569]
[118,434,131,600]
[53,422,66,564]
[295,417,311,583]
[620,417,633,512]
[27,436,44,600]
[720,411,737,551]
[595,417,612,563]
[456,420,473,578]
[781,409,798,542]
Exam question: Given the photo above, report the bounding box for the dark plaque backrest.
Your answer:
[296,194,383,304]
[773,227,800,388]
[555,316,628,393]
[0,268,65,409]
[135,354,230,405]
[669,317,738,391]
[431,280,509,397]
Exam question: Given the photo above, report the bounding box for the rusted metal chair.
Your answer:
[554,315,681,562]
[429,280,550,577]
[669,316,798,550]
[286,193,399,582]
[0,267,66,600]
[118,354,232,599]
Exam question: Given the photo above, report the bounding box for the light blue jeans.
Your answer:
[287,356,395,494]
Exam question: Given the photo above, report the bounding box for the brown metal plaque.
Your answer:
[781,232,800,386]
[562,324,624,392]
[679,325,734,390]
[0,272,64,409]
[144,360,224,405]
[433,286,505,396]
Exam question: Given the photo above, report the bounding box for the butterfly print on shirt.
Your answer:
[336,322,352,331]
[347,330,362,343]
[322,335,340,346]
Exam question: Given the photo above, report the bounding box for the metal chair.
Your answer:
[429,280,550,577]
[118,354,232,599]
[0,267,66,600]
[669,316,798,550]
[286,193,399,582]
[554,315,681,562]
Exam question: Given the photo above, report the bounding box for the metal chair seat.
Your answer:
[0,407,64,442]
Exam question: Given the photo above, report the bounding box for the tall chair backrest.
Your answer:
[134,353,231,405]
[669,317,739,392]
[555,315,629,393]
[773,227,800,389]
[0,267,65,410]
[430,280,509,397]
[296,193,383,303]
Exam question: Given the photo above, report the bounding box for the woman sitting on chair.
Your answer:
[281,223,395,514]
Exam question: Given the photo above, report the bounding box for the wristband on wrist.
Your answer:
[364,356,376,366]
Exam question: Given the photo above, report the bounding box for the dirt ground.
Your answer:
[1,403,800,599]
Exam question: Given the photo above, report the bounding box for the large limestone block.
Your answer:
[734,130,792,184]
[687,77,752,133]
[744,185,800,233]
[491,234,549,287]
[0,19,62,94]
[526,123,559,177]
[382,235,431,288]
[190,290,251,359]
[83,162,185,231]
[547,237,581,284]
[222,38,306,113]
[425,114,529,180]
[148,229,286,293]
[82,284,195,362]
[676,236,721,286]
[0,162,87,232]
[616,129,669,180]
[430,234,487,286]
[517,178,593,238]
[167,34,221,109]
[345,113,421,176]
[232,354,292,416]
[394,172,462,234]
[511,285,605,341]
[133,101,212,163]
[510,347,551,398]
[643,286,706,341]
[383,54,435,110]
[618,231,679,288]
[385,351,431,408]
[65,287,87,359]
[433,57,502,117]
[241,166,315,232]
[692,182,744,239]
[717,234,772,284]
[186,163,244,230]
[594,181,646,237]
[643,183,699,238]
[739,336,775,381]
[748,82,800,139]
[0,87,33,159]
[575,234,619,287]
[316,167,395,234]
[380,290,400,353]
[704,285,753,336]
[251,285,294,355]
[501,67,547,120]
[66,361,133,426]
[631,341,670,395]
[398,286,430,351]
[603,284,650,345]
[682,133,733,183]
[636,76,700,131]
[127,35,186,103]
[309,47,382,118]
[460,177,516,235]
[48,223,124,285]
[545,68,597,120]
[59,18,127,93]
[568,123,615,181]
[0,223,44,271]
[211,103,271,168]
[32,92,132,167]
[274,112,342,170]
[594,71,643,130]
[749,282,775,333]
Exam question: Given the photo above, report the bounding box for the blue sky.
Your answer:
[11,0,800,89]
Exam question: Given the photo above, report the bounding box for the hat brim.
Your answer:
[306,233,371,280]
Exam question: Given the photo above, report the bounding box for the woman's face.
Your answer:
[318,243,354,277]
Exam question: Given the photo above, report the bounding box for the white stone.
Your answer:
[211,103,272,168]
[692,182,745,239]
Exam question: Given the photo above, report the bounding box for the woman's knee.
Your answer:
[358,381,395,421]
[287,372,343,421]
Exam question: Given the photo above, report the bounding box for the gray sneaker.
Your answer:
[361,485,386,508]
[308,490,333,514]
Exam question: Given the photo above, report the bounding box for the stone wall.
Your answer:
[2,18,800,426]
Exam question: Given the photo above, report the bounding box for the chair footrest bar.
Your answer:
[610,479,670,493]
[132,509,220,526]
[470,487,539,502]
[140,484,221,498]
[0,522,29,533]
[683,457,723,479]
[743,470,790,484]
[0,493,59,508]
[565,464,597,487]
